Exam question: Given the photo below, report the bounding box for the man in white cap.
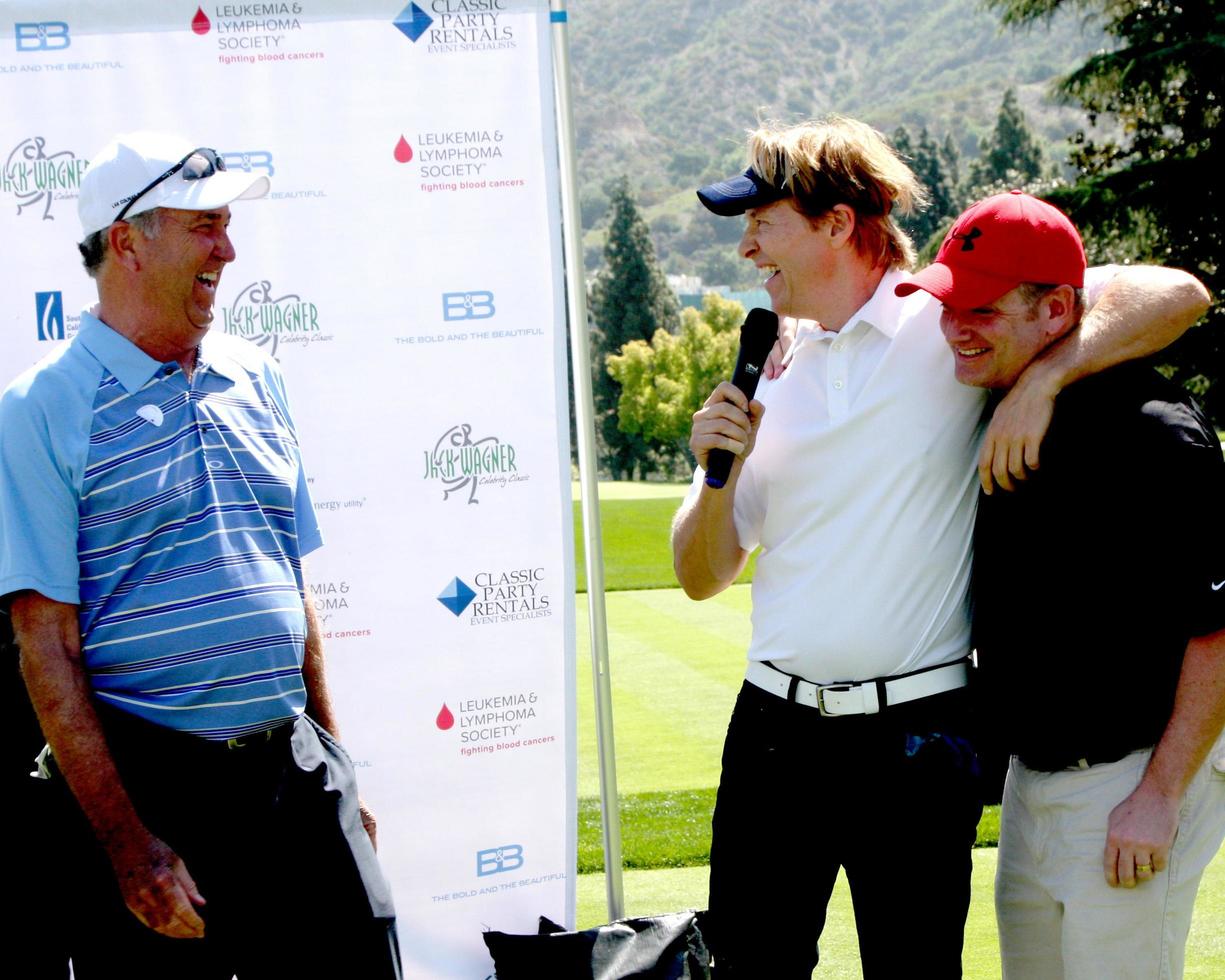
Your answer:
[897,192,1225,980]
[673,116,1210,978]
[0,133,401,979]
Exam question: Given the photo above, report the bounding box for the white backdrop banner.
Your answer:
[0,2,577,976]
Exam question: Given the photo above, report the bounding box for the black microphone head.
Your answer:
[740,308,779,363]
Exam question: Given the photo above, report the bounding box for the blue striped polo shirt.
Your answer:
[0,312,322,739]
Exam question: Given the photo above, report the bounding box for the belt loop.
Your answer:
[786,676,800,703]
[875,678,888,711]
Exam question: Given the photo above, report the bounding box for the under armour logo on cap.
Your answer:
[892,191,1086,308]
[951,227,982,252]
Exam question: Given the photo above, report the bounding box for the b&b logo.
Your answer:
[35,291,64,341]
[221,151,275,177]
[442,291,495,321]
[476,844,523,877]
[15,22,70,51]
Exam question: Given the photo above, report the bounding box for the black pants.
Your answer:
[46,706,401,980]
[706,682,983,979]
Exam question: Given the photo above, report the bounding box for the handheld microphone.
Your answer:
[704,307,779,489]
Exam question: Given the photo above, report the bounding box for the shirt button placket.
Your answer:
[829,337,849,421]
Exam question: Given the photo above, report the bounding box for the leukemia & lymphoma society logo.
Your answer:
[425,424,526,504]
[395,129,528,197]
[434,688,557,760]
[2,138,87,221]
[221,280,328,357]
[436,568,550,626]
[393,0,514,55]
[192,4,326,66]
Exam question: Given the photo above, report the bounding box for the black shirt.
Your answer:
[972,362,1225,769]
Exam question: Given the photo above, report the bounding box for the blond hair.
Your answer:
[747,116,926,270]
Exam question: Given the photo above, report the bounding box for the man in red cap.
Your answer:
[897,191,1225,979]
[674,116,1211,979]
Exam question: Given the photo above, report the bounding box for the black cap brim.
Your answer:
[696,168,789,217]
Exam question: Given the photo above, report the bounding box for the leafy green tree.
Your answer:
[967,88,1044,192]
[588,177,680,478]
[987,0,1224,423]
[606,294,745,460]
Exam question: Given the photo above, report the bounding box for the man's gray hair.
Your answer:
[77,209,162,278]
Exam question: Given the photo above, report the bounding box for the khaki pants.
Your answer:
[996,738,1225,979]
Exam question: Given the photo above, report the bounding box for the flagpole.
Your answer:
[549,0,625,923]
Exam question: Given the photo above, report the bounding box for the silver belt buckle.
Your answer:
[816,682,857,717]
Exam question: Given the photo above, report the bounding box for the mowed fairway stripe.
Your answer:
[577,585,754,796]
[624,586,754,687]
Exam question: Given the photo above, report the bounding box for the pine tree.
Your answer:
[893,125,957,252]
[588,177,679,479]
[968,88,1044,191]
[940,134,962,196]
[988,0,1224,424]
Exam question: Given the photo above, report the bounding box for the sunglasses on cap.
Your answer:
[114,147,225,224]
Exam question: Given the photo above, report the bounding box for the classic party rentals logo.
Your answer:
[393,0,515,54]
[221,280,324,357]
[14,21,71,51]
[437,577,476,617]
[34,291,64,341]
[2,138,87,221]
[437,567,551,625]
[393,2,432,41]
[424,423,523,504]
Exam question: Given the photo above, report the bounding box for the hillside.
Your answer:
[568,0,1107,285]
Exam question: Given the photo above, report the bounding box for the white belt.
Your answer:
[745,659,970,716]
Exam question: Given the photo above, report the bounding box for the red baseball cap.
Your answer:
[894,190,1086,308]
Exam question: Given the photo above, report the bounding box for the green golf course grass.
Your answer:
[571,483,1225,975]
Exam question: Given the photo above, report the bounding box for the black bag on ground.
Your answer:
[482,910,710,979]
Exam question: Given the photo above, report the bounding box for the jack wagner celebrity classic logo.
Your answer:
[424,423,526,504]
[2,138,87,221]
[393,0,514,54]
[436,568,550,625]
[221,280,327,357]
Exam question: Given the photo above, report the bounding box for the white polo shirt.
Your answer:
[689,267,1114,684]
[691,269,984,683]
